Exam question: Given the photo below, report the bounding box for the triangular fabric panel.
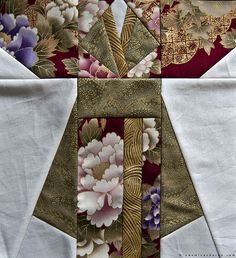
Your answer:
[0,49,37,79]
[202,48,236,78]
[161,217,218,257]
[0,79,76,258]
[161,103,203,237]
[79,19,119,76]
[33,105,77,238]
[17,216,76,258]
[162,78,236,254]
[125,18,159,71]
[111,0,128,37]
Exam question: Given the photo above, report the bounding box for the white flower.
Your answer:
[46,0,78,24]
[77,131,123,228]
[78,0,109,35]
[46,3,65,25]
[128,52,157,77]
[191,1,236,17]
[77,230,109,258]
[127,2,143,18]
[143,118,159,152]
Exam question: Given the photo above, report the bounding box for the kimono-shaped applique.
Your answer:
[78,0,160,78]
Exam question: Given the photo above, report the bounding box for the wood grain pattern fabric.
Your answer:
[123,118,142,258]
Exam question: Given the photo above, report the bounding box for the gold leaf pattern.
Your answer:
[123,118,142,258]
[80,18,119,75]
[161,102,203,237]
[121,8,137,54]
[103,8,129,77]
[77,79,161,118]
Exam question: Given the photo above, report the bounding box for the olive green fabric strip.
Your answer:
[77,78,161,118]
[161,102,203,237]
[125,18,159,71]
[33,105,77,238]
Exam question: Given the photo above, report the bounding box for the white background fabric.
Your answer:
[161,217,218,258]
[162,78,236,255]
[17,216,76,258]
[202,47,236,78]
[111,0,128,36]
[0,79,77,258]
[0,48,38,79]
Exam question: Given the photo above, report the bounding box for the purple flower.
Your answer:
[0,13,38,68]
[142,186,160,230]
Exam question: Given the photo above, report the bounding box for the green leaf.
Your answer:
[144,146,161,165]
[62,58,79,76]
[150,59,161,75]
[55,29,77,52]
[220,29,236,49]
[148,228,160,241]
[36,14,52,40]
[79,119,102,146]
[31,4,46,17]
[34,38,58,59]
[104,218,122,244]
[32,59,56,78]
[78,215,101,240]
[64,22,78,31]
[142,240,158,257]
[200,39,215,55]
[187,21,212,40]
[6,0,27,16]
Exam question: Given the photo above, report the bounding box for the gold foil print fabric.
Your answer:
[123,118,143,258]
[34,105,77,238]
[77,79,161,118]
[161,103,203,237]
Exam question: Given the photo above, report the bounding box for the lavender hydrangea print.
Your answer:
[0,14,38,68]
[142,186,160,230]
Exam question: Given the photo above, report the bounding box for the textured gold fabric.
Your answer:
[125,18,159,71]
[103,8,129,77]
[79,6,159,77]
[34,105,77,238]
[77,79,161,118]
[123,118,142,258]
[161,102,203,237]
[80,18,119,75]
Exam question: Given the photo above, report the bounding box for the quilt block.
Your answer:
[0,1,236,258]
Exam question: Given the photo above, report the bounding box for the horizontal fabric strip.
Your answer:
[77,78,161,118]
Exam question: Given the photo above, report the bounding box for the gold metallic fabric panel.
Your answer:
[123,118,142,258]
[103,8,129,77]
[77,79,161,118]
[161,103,203,237]
[34,105,77,238]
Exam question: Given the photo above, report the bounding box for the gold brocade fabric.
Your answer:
[77,79,161,118]
[160,103,203,237]
[34,105,77,238]
[123,118,142,258]
[162,3,236,67]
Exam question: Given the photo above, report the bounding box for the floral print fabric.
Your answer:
[77,118,124,258]
[0,0,78,77]
[77,117,161,257]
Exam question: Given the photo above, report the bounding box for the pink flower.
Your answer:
[77,129,123,228]
[79,54,117,78]
[147,6,160,35]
